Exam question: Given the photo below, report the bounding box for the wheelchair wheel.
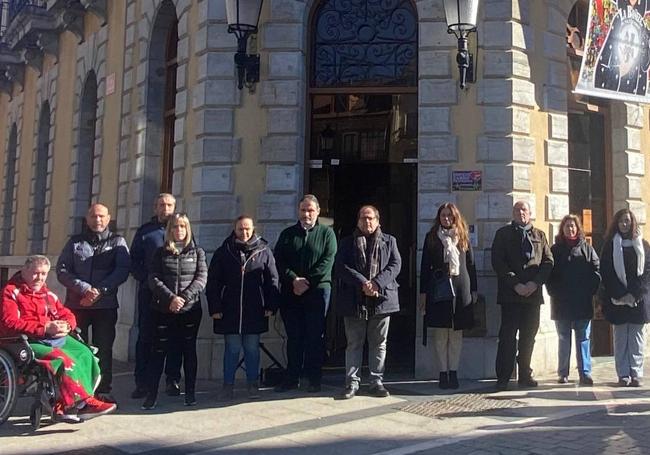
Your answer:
[0,349,18,424]
[29,402,42,430]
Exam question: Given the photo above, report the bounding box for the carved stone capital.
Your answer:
[80,0,107,25]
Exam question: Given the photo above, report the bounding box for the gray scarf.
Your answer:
[513,221,534,261]
[353,227,382,319]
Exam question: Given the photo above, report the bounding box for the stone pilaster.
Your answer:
[28,67,58,254]
[414,0,459,379]
[0,93,24,256]
[611,103,646,223]
[256,0,308,243]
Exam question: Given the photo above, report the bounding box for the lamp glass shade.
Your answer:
[443,0,479,33]
[226,0,263,32]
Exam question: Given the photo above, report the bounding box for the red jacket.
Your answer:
[0,273,76,338]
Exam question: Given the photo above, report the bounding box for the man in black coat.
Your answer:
[491,201,553,391]
[129,193,182,399]
[335,206,401,399]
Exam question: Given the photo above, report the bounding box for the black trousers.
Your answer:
[280,287,330,385]
[146,307,202,398]
[134,285,182,388]
[495,303,541,383]
[74,307,118,393]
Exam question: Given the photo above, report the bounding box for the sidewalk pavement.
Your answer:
[2,356,650,455]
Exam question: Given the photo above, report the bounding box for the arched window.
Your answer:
[162,19,178,193]
[143,0,178,213]
[74,71,98,230]
[30,102,50,253]
[312,0,418,88]
[1,124,17,255]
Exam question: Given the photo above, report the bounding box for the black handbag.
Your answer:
[431,270,455,304]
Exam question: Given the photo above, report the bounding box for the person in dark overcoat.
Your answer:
[419,202,476,390]
[143,213,207,409]
[547,214,600,385]
[335,205,401,399]
[206,215,280,400]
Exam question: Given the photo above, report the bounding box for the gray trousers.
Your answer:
[613,323,645,379]
[344,315,390,388]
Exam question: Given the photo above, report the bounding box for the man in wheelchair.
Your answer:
[0,255,117,423]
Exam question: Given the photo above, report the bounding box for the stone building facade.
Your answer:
[0,0,648,380]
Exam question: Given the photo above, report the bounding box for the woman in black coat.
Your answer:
[144,213,207,409]
[599,208,650,387]
[419,202,476,390]
[206,216,279,400]
[547,214,600,385]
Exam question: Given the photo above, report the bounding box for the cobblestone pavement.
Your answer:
[2,357,650,455]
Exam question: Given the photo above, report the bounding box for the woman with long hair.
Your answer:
[547,214,600,385]
[419,202,476,389]
[143,213,207,409]
[206,215,279,400]
[600,208,650,387]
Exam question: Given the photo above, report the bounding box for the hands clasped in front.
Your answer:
[292,277,310,296]
[79,287,101,307]
[514,281,538,298]
[45,320,71,338]
[362,280,379,298]
[168,295,186,313]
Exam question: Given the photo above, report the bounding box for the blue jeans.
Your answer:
[555,319,592,377]
[223,334,261,384]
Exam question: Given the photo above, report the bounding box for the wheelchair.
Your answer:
[0,334,75,430]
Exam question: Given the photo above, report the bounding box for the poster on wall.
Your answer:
[452,171,482,191]
[575,0,650,103]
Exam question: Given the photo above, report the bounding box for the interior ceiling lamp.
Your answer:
[443,0,479,89]
[226,0,263,90]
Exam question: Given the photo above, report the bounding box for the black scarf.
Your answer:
[513,221,534,261]
[353,227,382,319]
[230,233,262,265]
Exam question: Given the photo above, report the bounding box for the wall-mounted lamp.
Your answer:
[226,0,263,90]
[443,0,479,89]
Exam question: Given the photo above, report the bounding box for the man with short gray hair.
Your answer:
[491,201,553,391]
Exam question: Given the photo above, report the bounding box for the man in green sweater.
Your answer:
[274,194,337,393]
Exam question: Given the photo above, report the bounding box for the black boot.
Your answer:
[439,371,449,389]
[449,371,459,389]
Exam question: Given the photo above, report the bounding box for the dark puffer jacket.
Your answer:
[56,229,131,310]
[420,231,476,330]
[148,241,207,314]
[547,239,600,321]
[600,238,650,325]
[206,234,280,334]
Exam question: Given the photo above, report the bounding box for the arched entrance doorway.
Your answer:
[567,0,613,355]
[308,0,419,373]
